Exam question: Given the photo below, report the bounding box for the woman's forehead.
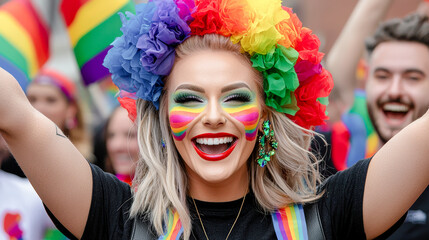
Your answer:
[27,83,65,97]
[167,50,258,91]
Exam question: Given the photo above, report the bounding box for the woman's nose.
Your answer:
[108,135,127,152]
[201,101,226,128]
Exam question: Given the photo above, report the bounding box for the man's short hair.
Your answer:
[366,13,429,55]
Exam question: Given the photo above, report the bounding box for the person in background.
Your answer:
[26,68,94,161]
[2,69,94,177]
[103,106,139,185]
[318,0,429,238]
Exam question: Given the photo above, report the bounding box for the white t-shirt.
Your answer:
[0,170,54,240]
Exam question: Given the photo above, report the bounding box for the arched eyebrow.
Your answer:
[221,83,251,93]
[175,84,205,93]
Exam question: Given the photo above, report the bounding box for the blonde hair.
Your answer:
[131,34,322,239]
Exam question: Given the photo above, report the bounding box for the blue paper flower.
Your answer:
[104,0,192,109]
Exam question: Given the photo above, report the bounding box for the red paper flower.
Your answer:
[118,97,137,122]
[288,101,328,129]
[288,69,333,129]
[297,69,332,101]
[190,0,223,35]
[295,28,324,65]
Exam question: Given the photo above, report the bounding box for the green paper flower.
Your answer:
[251,45,300,114]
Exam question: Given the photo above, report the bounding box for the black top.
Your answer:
[0,155,26,178]
[46,159,404,240]
[386,186,429,240]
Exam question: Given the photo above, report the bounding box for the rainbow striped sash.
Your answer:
[271,204,308,240]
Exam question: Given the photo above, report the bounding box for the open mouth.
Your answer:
[381,103,411,121]
[191,133,238,161]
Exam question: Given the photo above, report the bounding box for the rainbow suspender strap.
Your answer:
[159,204,308,240]
[158,209,183,240]
[272,204,309,240]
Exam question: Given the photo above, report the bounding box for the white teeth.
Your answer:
[383,103,409,113]
[196,137,234,145]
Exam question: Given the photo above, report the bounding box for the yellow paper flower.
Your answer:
[238,0,290,55]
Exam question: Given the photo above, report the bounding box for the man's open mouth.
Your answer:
[381,102,411,121]
[192,133,238,161]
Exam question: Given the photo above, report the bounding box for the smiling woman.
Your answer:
[131,34,324,239]
[1,0,429,240]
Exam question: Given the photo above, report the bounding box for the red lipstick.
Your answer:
[191,133,238,161]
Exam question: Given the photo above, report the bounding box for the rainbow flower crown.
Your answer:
[103,0,333,129]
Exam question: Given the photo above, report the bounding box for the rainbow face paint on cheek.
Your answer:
[169,106,205,141]
[223,102,260,141]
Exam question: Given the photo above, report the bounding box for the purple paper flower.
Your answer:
[137,24,177,76]
[138,0,191,76]
[174,0,195,23]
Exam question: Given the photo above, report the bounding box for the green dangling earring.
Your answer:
[257,120,278,167]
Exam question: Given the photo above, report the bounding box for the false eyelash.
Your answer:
[224,92,252,103]
[173,92,204,104]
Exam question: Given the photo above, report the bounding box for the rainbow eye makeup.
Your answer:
[222,91,260,141]
[169,92,206,141]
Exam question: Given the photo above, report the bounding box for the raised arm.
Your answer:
[0,68,92,239]
[363,109,429,239]
[326,0,394,108]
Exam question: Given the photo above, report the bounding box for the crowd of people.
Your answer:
[1,0,429,239]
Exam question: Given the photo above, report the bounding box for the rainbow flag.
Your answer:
[60,0,135,86]
[0,0,50,89]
